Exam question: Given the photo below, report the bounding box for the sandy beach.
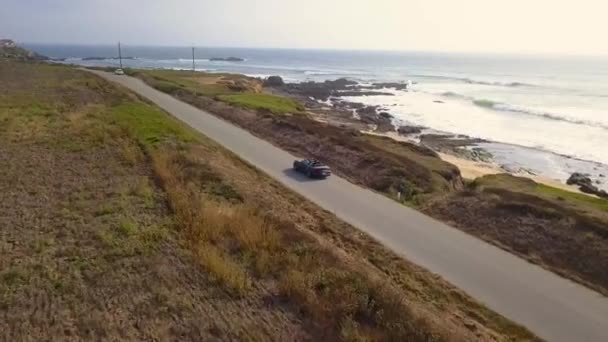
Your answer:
[437,152,587,193]
[363,130,588,195]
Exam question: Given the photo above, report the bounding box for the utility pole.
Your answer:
[192,46,196,72]
[118,41,123,69]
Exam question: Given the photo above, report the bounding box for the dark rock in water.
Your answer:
[434,100,445,104]
[212,57,241,61]
[419,134,490,162]
[567,172,593,186]
[600,174,605,178]
[567,172,608,199]
[281,78,359,101]
[264,76,285,87]
[337,90,394,97]
[469,147,494,163]
[336,101,365,109]
[352,106,394,132]
[210,57,244,62]
[325,78,357,89]
[285,82,332,101]
[356,106,378,116]
[397,125,423,135]
[369,82,409,90]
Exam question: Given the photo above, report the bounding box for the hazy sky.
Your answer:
[2,0,607,54]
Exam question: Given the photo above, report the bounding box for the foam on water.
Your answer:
[342,90,608,166]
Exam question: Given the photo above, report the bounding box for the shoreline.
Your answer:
[281,78,608,196]
[356,128,599,197]
[437,152,589,194]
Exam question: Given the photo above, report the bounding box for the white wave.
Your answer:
[339,90,608,165]
[411,74,536,88]
[430,90,608,130]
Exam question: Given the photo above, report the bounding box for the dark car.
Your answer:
[293,159,331,179]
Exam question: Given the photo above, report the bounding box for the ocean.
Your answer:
[26,44,608,189]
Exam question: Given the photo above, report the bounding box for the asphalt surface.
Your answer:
[92,70,608,342]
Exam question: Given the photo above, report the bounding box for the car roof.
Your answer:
[304,159,326,166]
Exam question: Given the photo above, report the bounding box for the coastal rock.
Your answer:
[370,82,409,90]
[567,172,608,199]
[325,78,357,89]
[334,101,365,109]
[419,134,490,161]
[567,173,592,187]
[397,125,423,135]
[356,106,378,116]
[282,78,359,101]
[288,82,332,100]
[337,90,394,97]
[264,76,285,87]
[352,106,393,131]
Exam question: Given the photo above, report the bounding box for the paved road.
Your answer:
[92,70,608,342]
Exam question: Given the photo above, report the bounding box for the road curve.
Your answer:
[91,70,608,342]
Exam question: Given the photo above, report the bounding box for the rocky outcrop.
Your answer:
[355,106,393,132]
[337,90,394,97]
[281,78,359,101]
[264,76,285,87]
[567,173,608,198]
[325,78,358,89]
[277,77,414,101]
[397,125,423,135]
[370,82,409,90]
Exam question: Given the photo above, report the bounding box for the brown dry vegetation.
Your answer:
[131,69,463,202]
[0,60,538,340]
[0,61,308,340]
[134,68,608,297]
[424,174,608,296]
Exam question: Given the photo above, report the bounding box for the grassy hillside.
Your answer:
[1,61,537,340]
[0,40,46,60]
[217,93,305,114]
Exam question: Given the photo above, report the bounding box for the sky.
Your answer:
[2,0,608,55]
